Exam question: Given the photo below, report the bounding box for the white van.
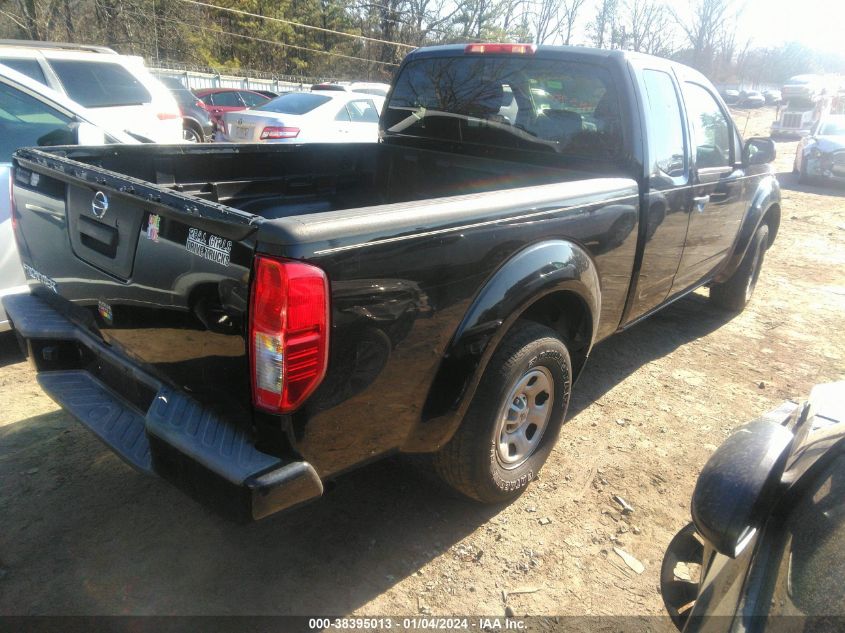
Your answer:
[0,40,181,143]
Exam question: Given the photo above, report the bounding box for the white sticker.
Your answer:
[186,227,232,267]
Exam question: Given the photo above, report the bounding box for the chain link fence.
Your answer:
[149,59,331,94]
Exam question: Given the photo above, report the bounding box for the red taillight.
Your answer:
[249,256,329,414]
[464,43,536,55]
[157,111,181,120]
[260,126,300,140]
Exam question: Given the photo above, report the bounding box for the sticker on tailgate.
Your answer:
[22,264,57,293]
[185,228,232,267]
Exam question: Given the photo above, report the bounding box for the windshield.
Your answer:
[819,119,845,135]
[257,93,331,115]
[384,55,622,159]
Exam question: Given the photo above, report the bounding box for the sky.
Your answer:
[568,0,845,56]
[739,0,845,53]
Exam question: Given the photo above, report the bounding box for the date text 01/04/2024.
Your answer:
[307,618,526,630]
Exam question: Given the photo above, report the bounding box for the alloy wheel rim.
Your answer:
[495,366,554,469]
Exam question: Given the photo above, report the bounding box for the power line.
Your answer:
[178,0,415,49]
[137,11,401,67]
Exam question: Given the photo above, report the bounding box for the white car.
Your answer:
[0,63,135,331]
[0,40,182,143]
[218,91,385,143]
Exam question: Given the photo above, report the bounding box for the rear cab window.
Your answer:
[384,53,623,160]
[48,59,151,108]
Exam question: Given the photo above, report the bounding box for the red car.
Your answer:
[193,88,270,131]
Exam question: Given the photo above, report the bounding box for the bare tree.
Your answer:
[672,0,732,75]
[589,0,618,49]
[559,0,585,45]
[621,0,674,55]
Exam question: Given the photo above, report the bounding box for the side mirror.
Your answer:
[75,120,107,146]
[743,137,776,166]
[691,420,793,558]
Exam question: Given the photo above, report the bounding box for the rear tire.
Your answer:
[709,224,769,312]
[433,321,572,503]
[183,125,203,143]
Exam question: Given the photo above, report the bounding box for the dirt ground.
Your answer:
[0,106,843,620]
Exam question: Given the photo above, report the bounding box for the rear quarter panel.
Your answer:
[258,178,639,476]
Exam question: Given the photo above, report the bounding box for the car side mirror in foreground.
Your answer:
[743,137,777,166]
[691,420,793,558]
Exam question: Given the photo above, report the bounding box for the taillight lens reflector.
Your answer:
[260,126,300,140]
[250,256,329,413]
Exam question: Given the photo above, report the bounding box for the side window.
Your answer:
[641,70,686,180]
[210,91,243,107]
[335,105,351,122]
[239,91,266,108]
[683,82,731,169]
[347,99,379,123]
[0,81,76,162]
[48,60,151,108]
[199,93,214,106]
[0,58,48,85]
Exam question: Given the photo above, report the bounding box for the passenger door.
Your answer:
[625,68,693,321]
[671,82,746,293]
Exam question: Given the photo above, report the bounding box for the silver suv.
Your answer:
[0,40,181,143]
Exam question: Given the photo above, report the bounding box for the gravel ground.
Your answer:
[0,106,843,619]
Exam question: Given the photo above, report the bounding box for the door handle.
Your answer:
[693,195,710,212]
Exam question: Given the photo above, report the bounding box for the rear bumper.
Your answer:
[2,292,323,521]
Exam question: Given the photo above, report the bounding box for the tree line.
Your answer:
[1,0,843,84]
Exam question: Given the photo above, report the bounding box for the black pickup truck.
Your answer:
[4,44,781,520]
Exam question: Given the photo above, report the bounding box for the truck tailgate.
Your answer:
[11,148,258,424]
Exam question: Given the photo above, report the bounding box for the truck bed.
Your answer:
[30,142,593,223]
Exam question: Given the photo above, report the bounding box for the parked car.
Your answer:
[312,81,391,97]
[193,88,270,131]
[4,43,780,521]
[738,90,765,108]
[793,115,845,185]
[0,63,133,331]
[156,76,214,142]
[253,90,281,99]
[720,88,739,105]
[0,39,181,143]
[660,381,845,632]
[217,91,384,143]
[763,88,782,105]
